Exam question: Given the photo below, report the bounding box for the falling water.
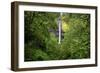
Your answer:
[58,12,62,44]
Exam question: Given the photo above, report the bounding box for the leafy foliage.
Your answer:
[24,11,90,61]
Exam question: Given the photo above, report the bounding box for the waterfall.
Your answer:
[58,12,62,44]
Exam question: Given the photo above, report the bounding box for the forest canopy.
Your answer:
[24,11,90,61]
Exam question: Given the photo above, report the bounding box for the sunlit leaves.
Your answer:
[62,21,69,32]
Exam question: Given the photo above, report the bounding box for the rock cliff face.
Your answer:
[48,29,64,39]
